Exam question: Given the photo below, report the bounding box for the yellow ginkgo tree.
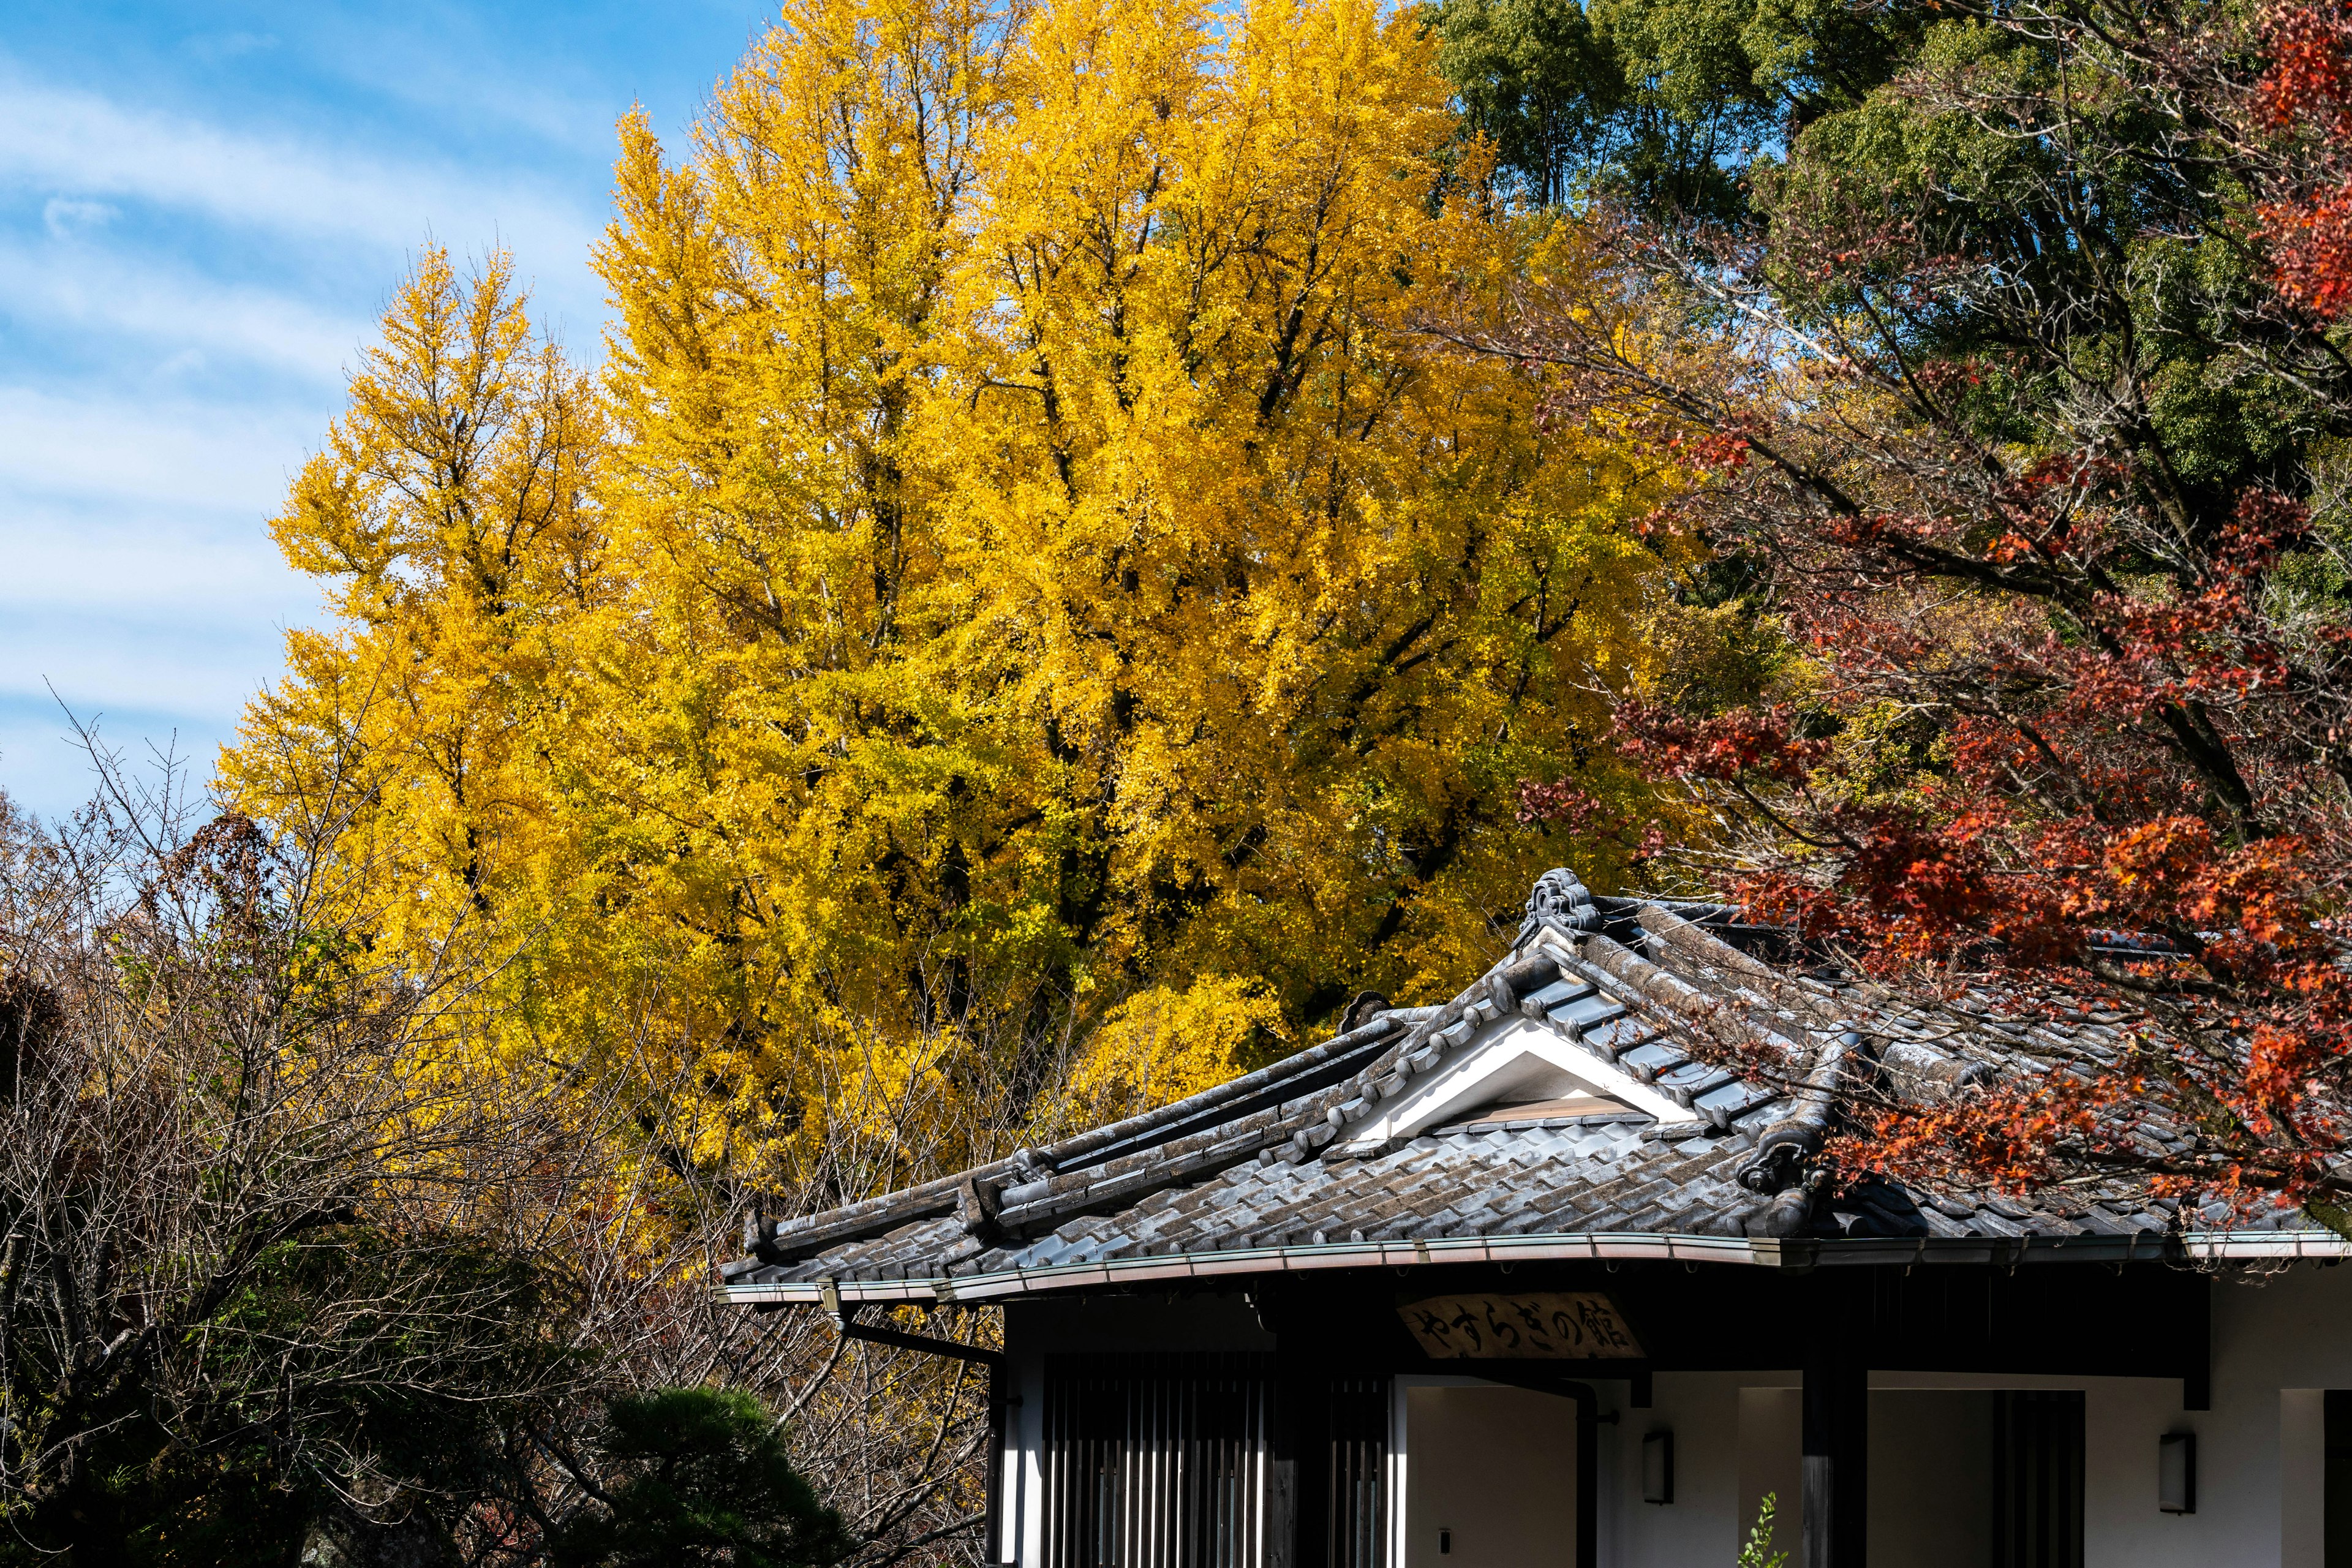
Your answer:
[229,0,1689,1197]
[225,246,605,989]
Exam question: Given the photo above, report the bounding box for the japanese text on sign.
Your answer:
[1398,1292,1645,1359]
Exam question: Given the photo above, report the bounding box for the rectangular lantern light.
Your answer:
[1642,1430,1674,1505]
[2158,1432,2196,1515]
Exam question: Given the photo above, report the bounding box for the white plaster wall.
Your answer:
[1393,1371,1803,1568]
[2076,1378,2209,1568]
[1863,1373,2206,1567]
[1596,1372,1792,1568]
[1401,1385,1579,1568]
[2024,1261,2352,1568]
[1613,1363,2251,1568]
[1551,1371,2207,1568]
[1735,1384,1801,1561]
[2282,1388,2325,1567]
[1013,1336,1046,1568]
[2205,1263,2352,1567]
[1589,1264,2352,1567]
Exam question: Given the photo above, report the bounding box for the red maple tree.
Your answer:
[1460,0,2352,1226]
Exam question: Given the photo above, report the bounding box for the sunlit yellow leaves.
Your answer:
[1047,976,1289,1133]
[230,0,1685,1200]
[224,249,604,982]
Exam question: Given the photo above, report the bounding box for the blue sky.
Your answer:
[0,0,771,821]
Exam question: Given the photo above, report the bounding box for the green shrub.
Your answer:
[551,1389,852,1568]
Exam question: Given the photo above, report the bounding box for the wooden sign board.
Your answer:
[1399,1292,1645,1360]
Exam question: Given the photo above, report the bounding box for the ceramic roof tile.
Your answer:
[729,881,2238,1293]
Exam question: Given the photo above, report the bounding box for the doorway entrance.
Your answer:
[1401,1385,1579,1568]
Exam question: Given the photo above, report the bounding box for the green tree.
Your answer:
[551,1390,853,1568]
[1433,0,1621,206]
[1755,14,2307,508]
[0,783,600,1566]
[1431,0,1921,217]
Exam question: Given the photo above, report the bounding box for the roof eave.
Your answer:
[717,1224,2318,1308]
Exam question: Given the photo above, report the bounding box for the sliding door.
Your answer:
[1991,1391,2085,1568]
[1041,1355,1390,1568]
[1044,1354,1271,1568]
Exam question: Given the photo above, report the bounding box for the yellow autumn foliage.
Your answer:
[226,0,1686,1196]
[224,248,604,986]
[1052,978,1289,1134]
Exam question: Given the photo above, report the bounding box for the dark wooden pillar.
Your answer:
[2184,1275,2211,1412]
[1802,1322,1868,1568]
[984,1357,1011,1565]
[1268,1352,1305,1568]
[1571,1385,1599,1568]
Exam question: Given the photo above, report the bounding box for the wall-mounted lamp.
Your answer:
[2158,1431,2196,1515]
[1642,1430,1674,1506]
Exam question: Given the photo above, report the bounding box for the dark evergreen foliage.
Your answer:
[549,1389,853,1568]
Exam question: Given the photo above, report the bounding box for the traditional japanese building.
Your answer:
[722,868,2352,1567]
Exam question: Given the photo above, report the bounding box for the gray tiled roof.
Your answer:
[722,870,2334,1306]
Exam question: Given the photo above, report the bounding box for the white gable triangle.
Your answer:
[1341,1014,1698,1150]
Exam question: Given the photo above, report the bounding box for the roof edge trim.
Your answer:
[2182,1228,2352,1260]
[719,1224,2326,1307]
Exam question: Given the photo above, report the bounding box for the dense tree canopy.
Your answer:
[228,0,1687,1200]
[1450,0,2352,1223]
[1428,0,1921,215]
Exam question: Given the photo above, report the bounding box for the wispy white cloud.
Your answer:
[40,197,115,236]
[0,500,308,622]
[0,70,603,264]
[0,390,319,718]
[0,4,723,820]
[0,385,320,511]
[0,608,292,715]
[309,27,634,157]
[0,243,368,380]
[0,701,209,821]
[0,455,318,801]
[0,486,317,814]
[0,387,323,790]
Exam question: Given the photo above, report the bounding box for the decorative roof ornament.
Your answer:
[1517,867,1604,949]
[1336,990,1392,1033]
